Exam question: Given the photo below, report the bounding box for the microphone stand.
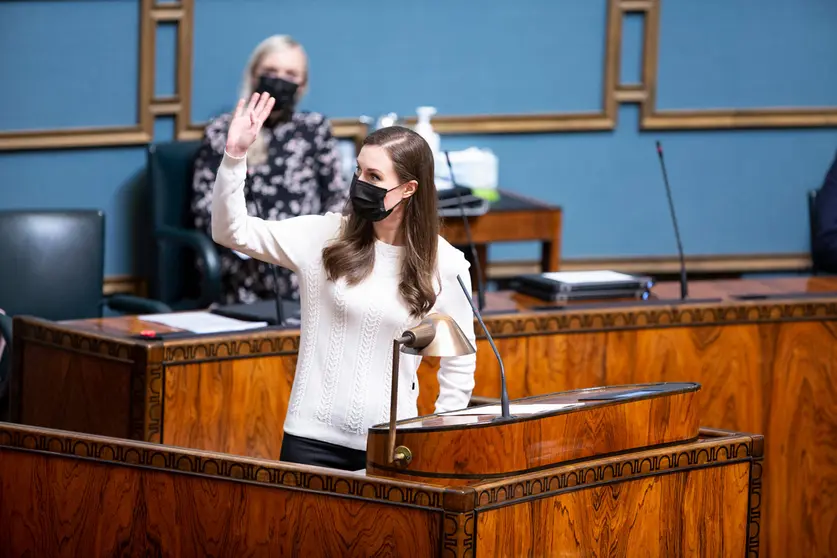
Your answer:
[444,151,487,312]
[253,197,286,326]
[457,275,511,419]
[655,141,689,300]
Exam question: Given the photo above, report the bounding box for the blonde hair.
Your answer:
[239,35,309,167]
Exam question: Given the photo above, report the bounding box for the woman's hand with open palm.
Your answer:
[225,92,275,158]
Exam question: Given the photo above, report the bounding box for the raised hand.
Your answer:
[225,92,276,158]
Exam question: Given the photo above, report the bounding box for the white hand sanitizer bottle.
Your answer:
[414,106,440,155]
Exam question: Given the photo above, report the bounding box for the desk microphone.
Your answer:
[252,197,286,326]
[456,274,511,419]
[444,151,487,312]
[655,141,689,300]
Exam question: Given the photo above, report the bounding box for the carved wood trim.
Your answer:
[161,334,301,363]
[746,438,764,558]
[470,431,762,509]
[14,318,136,364]
[0,422,760,527]
[0,422,455,510]
[480,300,837,338]
[441,511,476,558]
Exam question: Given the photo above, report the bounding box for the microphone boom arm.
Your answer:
[456,275,510,419]
[444,151,487,312]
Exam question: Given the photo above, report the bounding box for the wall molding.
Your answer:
[102,252,812,296]
[487,252,812,278]
[2,0,835,152]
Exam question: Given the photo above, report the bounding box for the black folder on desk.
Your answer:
[210,299,301,326]
[512,270,654,302]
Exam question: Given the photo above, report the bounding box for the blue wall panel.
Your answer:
[0,0,140,130]
[1,0,836,276]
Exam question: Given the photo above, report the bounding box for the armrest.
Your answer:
[104,294,172,315]
[156,226,222,306]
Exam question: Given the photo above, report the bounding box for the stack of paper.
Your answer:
[138,312,268,334]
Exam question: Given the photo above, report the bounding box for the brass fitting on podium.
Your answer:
[393,446,412,468]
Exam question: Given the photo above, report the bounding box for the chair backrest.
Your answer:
[148,140,202,231]
[809,188,820,274]
[0,210,105,320]
[146,136,358,304]
[146,140,203,304]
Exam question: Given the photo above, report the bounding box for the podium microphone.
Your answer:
[655,141,688,300]
[456,274,510,419]
[444,151,487,312]
[253,198,286,326]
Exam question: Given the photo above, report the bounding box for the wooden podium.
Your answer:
[0,382,762,557]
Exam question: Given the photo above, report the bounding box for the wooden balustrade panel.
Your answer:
[457,319,837,558]
[0,447,442,558]
[163,355,296,460]
[18,343,134,439]
[476,462,751,557]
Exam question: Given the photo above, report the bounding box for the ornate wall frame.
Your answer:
[1,0,834,152]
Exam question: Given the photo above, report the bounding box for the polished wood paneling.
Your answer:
[494,320,836,558]
[17,343,134,439]
[0,422,762,557]
[0,449,441,557]
[367,384,701,484]
[12,277,837,557]
[477,463,751,557]
[163,356,296,459]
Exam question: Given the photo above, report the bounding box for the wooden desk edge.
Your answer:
[0,421,762,517]
[14,285,837,361]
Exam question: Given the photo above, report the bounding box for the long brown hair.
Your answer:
[322,126,439,317]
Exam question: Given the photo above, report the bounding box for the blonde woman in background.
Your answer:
[191,35,349,304]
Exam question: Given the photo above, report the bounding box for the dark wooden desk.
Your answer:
[440,190,562,282]
[11,276,837,557]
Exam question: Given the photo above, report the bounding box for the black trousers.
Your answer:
[280,432,367,472]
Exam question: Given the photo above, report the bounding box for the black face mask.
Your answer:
[254,75,299,115]
[350,174,404,222]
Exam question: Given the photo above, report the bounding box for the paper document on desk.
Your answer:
[443,403,583,416]
[138,312,268,334]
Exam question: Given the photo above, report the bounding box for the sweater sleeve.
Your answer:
[211,151,339,272]
[433,251,477,414]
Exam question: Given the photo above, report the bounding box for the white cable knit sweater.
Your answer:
[211,152,477,451]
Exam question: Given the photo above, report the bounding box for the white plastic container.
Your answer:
[414,106,440,155]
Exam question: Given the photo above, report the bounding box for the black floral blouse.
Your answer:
[191,111,349,304]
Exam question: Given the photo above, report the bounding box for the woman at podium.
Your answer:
[210,92,477,471]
